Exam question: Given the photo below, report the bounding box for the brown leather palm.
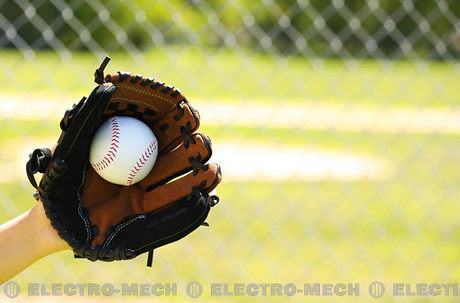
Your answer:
[82,72,222,247]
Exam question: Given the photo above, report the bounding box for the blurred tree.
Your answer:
[0,0,458,58]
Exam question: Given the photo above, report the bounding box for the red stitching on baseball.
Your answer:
[125,140,157,185]
[91,117,121,172]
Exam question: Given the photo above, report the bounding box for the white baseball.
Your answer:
[89,116,158,186]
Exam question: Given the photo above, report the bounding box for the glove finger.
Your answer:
[152,101,200,154]
[85,163,221,247]
[138,133,212,191]
[103,72,186,124]
[54,84,115,161]
[142,163,222,213]
[82,130,212,247]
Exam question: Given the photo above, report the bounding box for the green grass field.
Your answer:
[1,49,460,302]
[1,47,459,107]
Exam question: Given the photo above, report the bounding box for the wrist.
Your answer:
[31,202,70,254]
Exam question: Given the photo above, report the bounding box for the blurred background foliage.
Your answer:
[2,0,460,58]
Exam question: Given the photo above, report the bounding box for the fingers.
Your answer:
[103,72,186,124]
[139,133,212,191]
[84,162,221,247]
[141,163,222,214]
[201,163,222,194]
[153,101,200,154]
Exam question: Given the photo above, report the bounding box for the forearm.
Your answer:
[0,202,70,284]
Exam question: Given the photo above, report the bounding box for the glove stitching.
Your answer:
[181,122,196,148]
[189,153,209,176]
[77,164,92,244]
[103,215,145,248]
[110,97,160,112]
[115,85,177,106]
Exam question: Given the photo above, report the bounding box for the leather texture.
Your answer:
[27,64,222,264]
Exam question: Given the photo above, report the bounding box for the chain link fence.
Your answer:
[1,0,460,302]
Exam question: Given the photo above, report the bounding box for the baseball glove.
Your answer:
[26,57,222,266]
